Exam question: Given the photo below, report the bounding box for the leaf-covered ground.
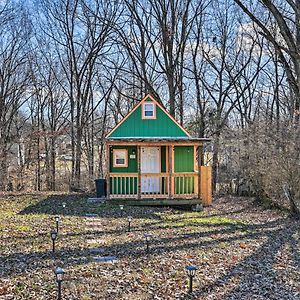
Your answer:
[0,193,299,299]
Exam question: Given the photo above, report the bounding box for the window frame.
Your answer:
[142,102,156,119]
[112,149,128,168]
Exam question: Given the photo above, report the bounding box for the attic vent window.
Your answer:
[142,102,156,119]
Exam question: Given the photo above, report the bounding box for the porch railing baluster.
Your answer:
[109,172,198,199]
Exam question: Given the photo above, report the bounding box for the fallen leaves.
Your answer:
[0,194,299,299]
[239,242,247,249]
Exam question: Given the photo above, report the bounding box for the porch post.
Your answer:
[197,145,201,201]
[168,145,174,199]
[194,145,198,196]
[106,144,110,200]
[137,145,141,199]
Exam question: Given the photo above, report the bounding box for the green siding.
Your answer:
[109,102,188,138]
[174,146,194,172]
[110,146,138,194]
[110,146,137,173]
[174,146,194,194]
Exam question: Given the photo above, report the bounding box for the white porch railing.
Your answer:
[140,173,168,198]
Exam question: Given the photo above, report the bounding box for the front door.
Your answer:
[141,147,160,193]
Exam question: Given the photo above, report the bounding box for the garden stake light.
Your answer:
[54,267,65,300]
[144,233,153,254]
[51,230,57,253]
[55,216,60,233]
[185,266,198,294]
[128,216,132,232]
[120,204,124,217]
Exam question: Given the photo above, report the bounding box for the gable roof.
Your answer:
[106,94,191,139]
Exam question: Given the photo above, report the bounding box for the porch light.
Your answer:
[62,202,66,209]
[54,267,65,300]
[50,230,57,253]
[144,233,153,254]
[128,216,133,232]
[55,216,60,233]
[185,265,198,293]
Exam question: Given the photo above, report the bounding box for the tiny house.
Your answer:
[105,94,212,206]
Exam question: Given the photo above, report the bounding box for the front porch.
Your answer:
[105,140,212,206]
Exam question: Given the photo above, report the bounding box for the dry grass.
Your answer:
[0,194,299,299]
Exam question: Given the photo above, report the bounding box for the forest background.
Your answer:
[0,0,299,215]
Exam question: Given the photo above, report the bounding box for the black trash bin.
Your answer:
[95,179,107,197]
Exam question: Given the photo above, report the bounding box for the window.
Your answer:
[142,102,156,119]
[113,149,128,167]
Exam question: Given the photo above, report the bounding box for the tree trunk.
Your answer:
[36,135,41,191]
[44,136,51,190]
[0,149,8,191]
[74,128,82,189]
[168,76,176,117]
[212,130,221,193]
[50,137,56,191]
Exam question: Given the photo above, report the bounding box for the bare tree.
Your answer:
[119,0,203,122]
[233,0,300,215]
[29,50,69,191]
[199,0,267,191]
[40,0,121,189]
[0,5,31,190]
[234,0,300,125]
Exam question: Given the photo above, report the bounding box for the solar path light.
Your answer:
[55,216,60,233]
[54,267,65,300]
[127,216,133,232]
[144,233,153,254]
[119,204,124,217]
[50,230,57,253]
[185,265,198,293]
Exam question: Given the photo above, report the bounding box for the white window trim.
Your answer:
[142,102,156,119]
[113,149,128,168]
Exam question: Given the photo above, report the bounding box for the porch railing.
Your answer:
[173,173,197,198]
[140,173,169,198]
[109,172,198,199]
[110,173,138,198]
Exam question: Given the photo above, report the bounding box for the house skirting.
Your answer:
[107,197,202,206]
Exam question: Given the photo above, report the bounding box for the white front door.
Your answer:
[141,147,160,193]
